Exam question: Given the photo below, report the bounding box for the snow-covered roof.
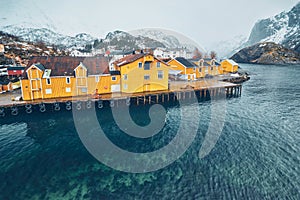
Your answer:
[230,73,240,77]
[169,70,182,75]
[226,59,238,66]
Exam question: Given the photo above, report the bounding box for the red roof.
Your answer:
[114,53,146,67]
[25,56,110,78]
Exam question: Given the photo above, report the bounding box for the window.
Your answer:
[199,68,202,72]
[66,77,71,84]
[111,76,116,81]
[81,88,87,93]
[45,89,52,94]
[95,76,100,83]
[46,78,51,85]
[144,62,151,70]
[211,67,214,71]
[144,75,150,80]
[157,62,161,68]
[123,74,128,80]
[193,67,196,72]
[138,62,143,68]
[123,84,128,90]
[158,71,163,79]
[66,87,71,93]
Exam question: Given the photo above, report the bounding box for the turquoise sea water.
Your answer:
[0,64,299,199]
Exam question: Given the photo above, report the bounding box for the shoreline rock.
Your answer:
[231,42,300,65]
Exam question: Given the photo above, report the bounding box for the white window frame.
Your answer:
[123,84,128,90]
[157,62,161,68]
[111,76,117,81]
[123,74,128,80]
[66,87,71,93]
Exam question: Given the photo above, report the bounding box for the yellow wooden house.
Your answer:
[113,53,169,93]
[21,56,119,100]
[202,59,221,76]
[168,57,200,80]
[220,59,239,73]
[190,58,224,77]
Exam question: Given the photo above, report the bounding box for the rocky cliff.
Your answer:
[247,2,300,53]
[231,42,300,65]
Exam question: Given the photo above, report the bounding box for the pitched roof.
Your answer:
[175,57,198,68]
[227,59,239,66]
[188,59,201,62]
[110,71,121,75]
[203,62,210,67]
[7,66,26,70]
[114,53,145,67]
[215,61,221,66]
[25,56,110,78]
[32,63,45,71]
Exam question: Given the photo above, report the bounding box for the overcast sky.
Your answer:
[1,0,299,48]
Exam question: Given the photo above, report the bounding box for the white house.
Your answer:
[70,50,93,57]
[153,48,166,58]
[153,47,192,59]
[0,44,4,54]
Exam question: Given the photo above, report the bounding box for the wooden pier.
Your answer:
[0,81,242,117]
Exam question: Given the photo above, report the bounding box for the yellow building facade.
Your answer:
[21,54,169,100]
[21,62,118,101]
[114,54,169,93]
[220,59,239,73]
[168,57,199,80]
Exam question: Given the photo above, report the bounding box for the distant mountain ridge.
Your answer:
[208,35,248,58]
[0,26,195,53]
[0,25,96,49]
[101,30,166,51]
[130,29,203,52]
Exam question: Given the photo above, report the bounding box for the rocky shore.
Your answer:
[231,42,300,65]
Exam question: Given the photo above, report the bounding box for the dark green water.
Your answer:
[0,64,299,199]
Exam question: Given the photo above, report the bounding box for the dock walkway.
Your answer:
[0,80,242,117]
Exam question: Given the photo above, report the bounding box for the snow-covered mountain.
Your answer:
[130,29,205,52]
[0,25,96,49]
[102,30,165,50]
[83,30,167,52]
[208,35,248,58]
[247,2,300,52]
[0,26,168,53]
[0,31,67,66]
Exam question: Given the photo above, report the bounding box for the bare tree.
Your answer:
[193,48,203,59]
[210,51,217,59]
